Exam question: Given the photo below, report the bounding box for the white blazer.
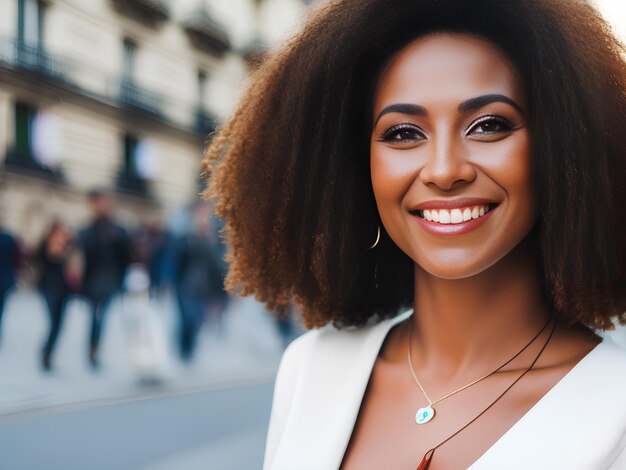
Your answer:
[264,311,626,470]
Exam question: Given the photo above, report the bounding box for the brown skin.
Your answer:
[341,34,599,470]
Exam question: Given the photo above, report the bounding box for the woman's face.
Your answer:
[370,33,535,279]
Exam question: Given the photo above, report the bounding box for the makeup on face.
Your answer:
[369,33,536,279]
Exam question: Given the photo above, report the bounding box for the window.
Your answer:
[195,70,215,136]
[14,102,37,160]
[197,70,207,105]
[123,38,137,79]
[123,133,140,178]
[17,0,44,46]
[118,133,149,194]
[7,102,61,178]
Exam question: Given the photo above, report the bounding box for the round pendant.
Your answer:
[415,405,435,425]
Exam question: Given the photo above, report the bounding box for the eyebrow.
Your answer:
[373,94,524,127]
[458,94,524,115]
[373,103,427,127]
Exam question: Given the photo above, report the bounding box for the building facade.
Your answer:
[0,0,620,245]
[0,0,311,244]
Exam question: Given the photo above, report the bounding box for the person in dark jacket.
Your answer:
[173,201,225,361]
[78,190,131,368]
[34,221,77,370]
[0,226,22,342]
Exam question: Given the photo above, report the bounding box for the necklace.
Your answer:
[416,316,558,470]
[407,315,553,425]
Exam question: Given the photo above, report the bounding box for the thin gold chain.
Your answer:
[406,315,552,406]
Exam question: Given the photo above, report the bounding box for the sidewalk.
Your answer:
[0,288,288,416]
[1,288,624,418]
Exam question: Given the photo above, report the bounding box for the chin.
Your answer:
[413,248,511,281]
[416,263,493,281]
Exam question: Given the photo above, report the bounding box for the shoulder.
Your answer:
[582,338,626,384]
[574,339,626,428]
[493,339,626,469]
[584,340,626,468]
[263,311,412,469]
[278,310,411,376]
[586,339,626,398]
[267,324,369,411]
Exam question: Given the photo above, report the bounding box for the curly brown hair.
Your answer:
[203,0,626,330]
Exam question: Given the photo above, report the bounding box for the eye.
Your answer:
[466,115,515,137]
[379,124,426,143]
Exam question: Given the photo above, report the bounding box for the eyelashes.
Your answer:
[464,115,516,136]
[377,115,518,143]
[379,123,426,143]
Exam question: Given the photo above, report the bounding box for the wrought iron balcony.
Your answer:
[182,7,230,57]
[4,148,64,182]
[116,172,150,196]
[111,0,169,24]
[119,78,163,116]
[0,38,65,80]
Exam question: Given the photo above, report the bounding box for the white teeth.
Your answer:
[419,204,492,225]
[450,209,463,224]
[439,210,451,224]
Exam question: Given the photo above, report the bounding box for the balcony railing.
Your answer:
[0,38,65,80]
[116,172,150,196]
[111,0,169,24]
[0,36,216,138]
[182,7,230,57]
[119,79,163,116]
[4,148,64,182]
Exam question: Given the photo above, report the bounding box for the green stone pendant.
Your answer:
[415,405,435,425]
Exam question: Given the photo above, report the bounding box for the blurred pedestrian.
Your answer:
[78,190,131,368]
[121,263,170,383]
[173,201,226,361]
[0,223,23,343]
[33,221,78,371]
[131,216,169,297]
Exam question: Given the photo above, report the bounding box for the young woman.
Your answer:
[204,1,626,468]
[35,221,76,370]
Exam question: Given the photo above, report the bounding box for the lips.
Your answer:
[409,199,498,235]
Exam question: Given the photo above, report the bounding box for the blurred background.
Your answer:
[0,0,623,469]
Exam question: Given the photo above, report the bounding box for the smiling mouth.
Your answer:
[411,204,497,225]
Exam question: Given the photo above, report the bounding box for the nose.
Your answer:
[418,131,476,190]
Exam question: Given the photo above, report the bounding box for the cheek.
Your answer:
[370,144,418,210]
[495,134,533,207]
[370,144,423,257]
[479,132,536,233]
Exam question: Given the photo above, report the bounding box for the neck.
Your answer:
[410,239,551,375]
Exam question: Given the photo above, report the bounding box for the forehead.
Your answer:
[373,33,525,111]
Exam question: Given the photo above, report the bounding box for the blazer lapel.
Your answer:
[271,310,412,470]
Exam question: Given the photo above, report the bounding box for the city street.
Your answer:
[0,288,288,415]
[0,381,273,470]
[0,288,291,469]
[1,288,624,470]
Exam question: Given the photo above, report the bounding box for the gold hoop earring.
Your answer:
[368,225,381,250]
